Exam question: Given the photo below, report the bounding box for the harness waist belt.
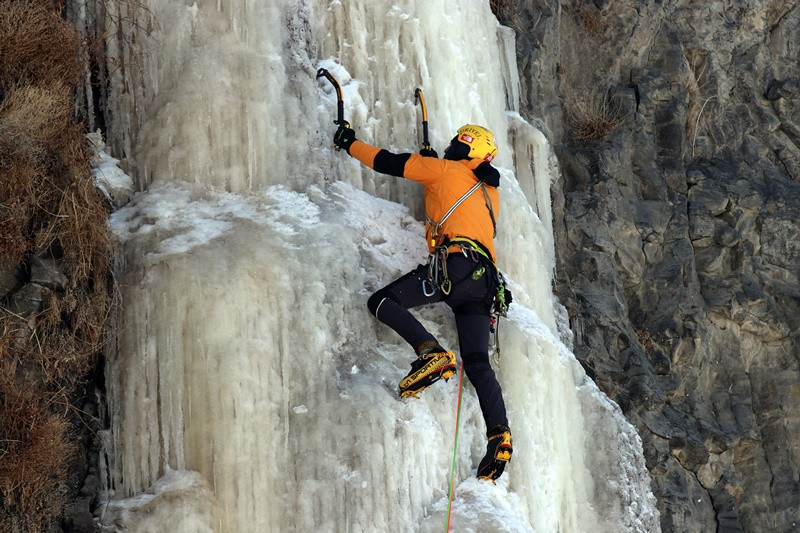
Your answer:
[446,236,494,265]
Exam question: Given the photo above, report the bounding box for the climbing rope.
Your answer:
[445,361,465,532]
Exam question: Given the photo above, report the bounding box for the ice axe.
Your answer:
[414,88,433,153]
[316,68,350,150]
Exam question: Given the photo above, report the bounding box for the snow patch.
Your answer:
[88,131,134,207]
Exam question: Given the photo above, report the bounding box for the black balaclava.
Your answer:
[443,136,471,161]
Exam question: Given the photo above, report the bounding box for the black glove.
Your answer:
[419,147,438,158]
[333,125,356,152]
[474,161,500,186]
[504,286,513,307]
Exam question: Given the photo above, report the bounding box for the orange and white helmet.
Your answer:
[455,124,498,162]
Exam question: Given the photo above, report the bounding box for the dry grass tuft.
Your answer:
[567,89,624,141]
[0,158,39,266]
[684,50,715,159]
[0,374,75,531]
[20,283,110,381]
[577,3,605,36]
[0,84,109,279]
[37,126,110,285]
[0,83,72,162]
[0,0,83,88]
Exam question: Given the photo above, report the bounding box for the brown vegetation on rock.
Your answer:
[0,0,83,87]
[577,2,605,36]
[566,89,624,141]
[0,374,75,530]
[0,1,112,530]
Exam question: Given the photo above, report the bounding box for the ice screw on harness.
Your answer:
[316,67,350,149]
[414,88,433,154]
[490,272,510,364]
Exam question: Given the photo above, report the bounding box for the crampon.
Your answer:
[399,344,456,398]
[477,424,513,482]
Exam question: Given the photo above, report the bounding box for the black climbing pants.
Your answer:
[367,253,508,430]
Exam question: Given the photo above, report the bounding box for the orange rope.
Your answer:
[446,361,466,532]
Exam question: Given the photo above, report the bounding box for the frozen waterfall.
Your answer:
[83,0,660,531]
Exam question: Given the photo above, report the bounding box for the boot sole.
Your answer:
[399,365,456,398]
[477,454,511,483]
[477,436,513,482]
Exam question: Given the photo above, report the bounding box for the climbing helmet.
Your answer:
[456,124,498,162]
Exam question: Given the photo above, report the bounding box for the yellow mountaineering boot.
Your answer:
[477,424,513,482]
[398,341,456,398]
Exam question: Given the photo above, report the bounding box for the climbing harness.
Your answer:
[414,88,434,154]
[316,67,350,149]
[422,178,497,299]
[422,181,483,296]
[425,233,511,363]
[425,234,511,366]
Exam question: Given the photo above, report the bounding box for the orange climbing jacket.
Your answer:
[348,140,500,262]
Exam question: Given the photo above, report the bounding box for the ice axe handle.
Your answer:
[414,88,431,151]
[316,68,349,128]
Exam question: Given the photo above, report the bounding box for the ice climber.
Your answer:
[333,123,513,482]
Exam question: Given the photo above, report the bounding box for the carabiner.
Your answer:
[440,278,452,295]
[422,278,437,297]
[490,316,501,364]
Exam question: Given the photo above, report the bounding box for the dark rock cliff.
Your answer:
[497,1,800,531]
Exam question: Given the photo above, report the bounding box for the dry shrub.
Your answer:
[577,3,605,36]
[0,84,82,269]
[0,0,83,88]
[0,84,109,280]
[48,133,110,284]
[0,83,72,163]
[24,283,109,380]
[1,166,110,381]
[0,374,75,530]
[0,159,39,266]
[567,89,624,141]
[0,87,74,269]
[30,121,111,285]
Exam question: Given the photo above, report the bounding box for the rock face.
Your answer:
[498,1,800,531]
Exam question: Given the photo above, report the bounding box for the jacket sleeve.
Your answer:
[349,140,445,185]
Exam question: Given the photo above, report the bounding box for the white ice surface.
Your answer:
[86,0,660,531]
[89,131,133,208]
[100,175,658,532]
